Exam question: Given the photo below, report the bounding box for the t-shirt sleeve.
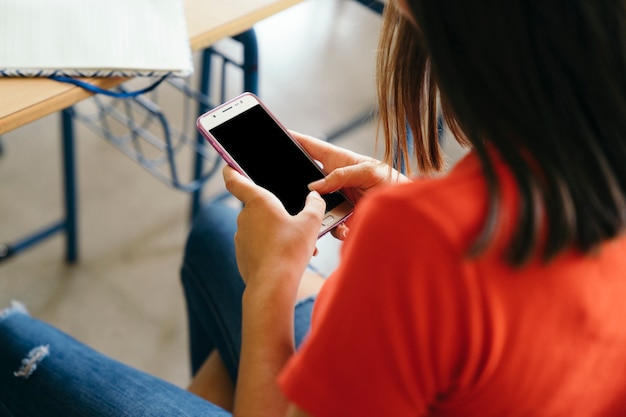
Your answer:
[278,187,472,417]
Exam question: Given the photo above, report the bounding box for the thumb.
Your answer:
[299,191,326,223]
[223,165,268,204]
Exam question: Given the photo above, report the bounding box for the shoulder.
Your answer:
[328,152,498,319]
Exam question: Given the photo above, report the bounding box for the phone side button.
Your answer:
[321,215,334,227]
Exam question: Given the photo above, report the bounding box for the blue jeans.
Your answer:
[0,201,315,416]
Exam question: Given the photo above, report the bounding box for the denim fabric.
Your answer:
[0,201,316,416]
[0,306,231,417]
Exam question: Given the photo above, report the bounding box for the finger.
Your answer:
[290,131,358,169]
[222,165,264,204]
[289,131,329,156]
[309,162,380,194]
[299,191,326,223]
[331,223,350,241]
[307,170,341,194]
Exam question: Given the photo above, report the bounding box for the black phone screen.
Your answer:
[209,104,347,215]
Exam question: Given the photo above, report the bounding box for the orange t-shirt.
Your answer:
[279,151,626,416]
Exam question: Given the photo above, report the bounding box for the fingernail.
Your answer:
[308,179,326,190]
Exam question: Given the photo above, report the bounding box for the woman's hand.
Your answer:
[292,131,410,240]
[224,167,326,417]
[223,166,326,299]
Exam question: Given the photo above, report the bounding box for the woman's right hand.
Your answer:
[292,131,410,240]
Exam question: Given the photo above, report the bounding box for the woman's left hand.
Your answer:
[223,166,326,299]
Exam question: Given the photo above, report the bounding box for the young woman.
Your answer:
[1,0,625,416]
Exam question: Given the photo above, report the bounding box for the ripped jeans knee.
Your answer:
[0,301,50,379]
[13,344,50,379]
[0,300,232,416]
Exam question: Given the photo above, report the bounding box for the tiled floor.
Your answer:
[0,0,466,389]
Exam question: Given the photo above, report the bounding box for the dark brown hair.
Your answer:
[377,0,626,265]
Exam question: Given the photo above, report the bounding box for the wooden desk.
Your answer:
[0,0,303,135]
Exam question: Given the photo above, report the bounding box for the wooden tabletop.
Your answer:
[0,0,303,135]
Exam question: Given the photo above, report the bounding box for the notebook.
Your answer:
[0,0,193,78]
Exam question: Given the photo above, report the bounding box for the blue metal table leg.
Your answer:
[236,28,259,96]
[62,107,78,263]
[190,47,214,222]
[0,223,66,261]
[0,109,79,264]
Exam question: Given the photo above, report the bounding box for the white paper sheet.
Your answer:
[0,0,193,77]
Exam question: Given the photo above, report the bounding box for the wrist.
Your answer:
[243,266,302,301]
[242,277,298,313]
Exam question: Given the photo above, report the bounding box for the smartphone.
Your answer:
[196,93,353,237]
